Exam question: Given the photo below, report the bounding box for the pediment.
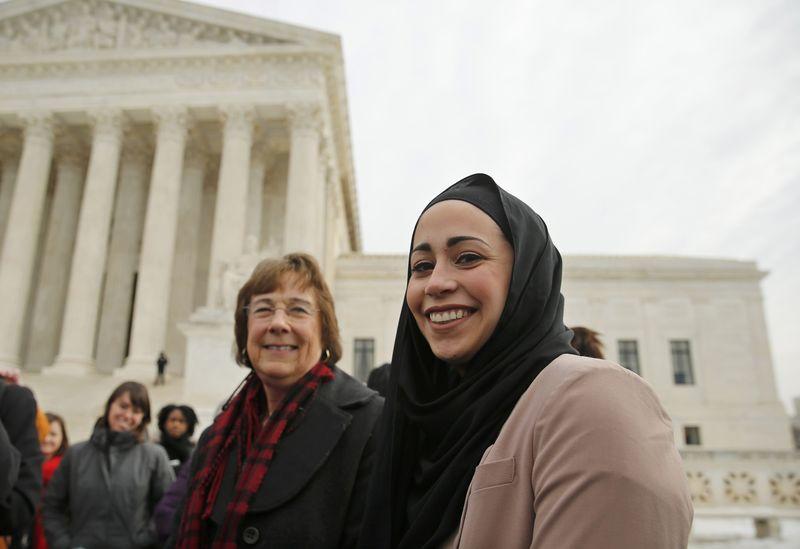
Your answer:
[0,0,304,55]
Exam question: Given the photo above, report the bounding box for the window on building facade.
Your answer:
[684,425,701,446]
[617,339,641,375]
[353,338,375,382]
[670,340,695,385]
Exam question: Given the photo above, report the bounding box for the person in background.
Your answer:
[155,352,169,386]
[359,174,692,548]
[170,253,383,548]
[367,363,391,397]
[570,326,605,359]
[0,375,43,549]
[156,404,199,472]
[30,414,68,549]
[43,381,174,549]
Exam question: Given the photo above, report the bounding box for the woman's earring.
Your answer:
[241,349,251,367]
[321,348,331,363]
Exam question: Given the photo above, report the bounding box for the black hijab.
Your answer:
[359,174,576,549]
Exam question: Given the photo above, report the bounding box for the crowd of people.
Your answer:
[0,174,693,548]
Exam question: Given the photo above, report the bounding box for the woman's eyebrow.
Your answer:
[411,242,431,254]
[446,235,489,247]
[251,297,313,306]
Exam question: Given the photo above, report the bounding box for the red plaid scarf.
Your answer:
[176,362,334,548]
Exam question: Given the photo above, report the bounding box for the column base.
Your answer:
[0,354,21,371]
[49,355,94,376]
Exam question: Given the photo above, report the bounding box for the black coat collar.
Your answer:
[211,368,375,520]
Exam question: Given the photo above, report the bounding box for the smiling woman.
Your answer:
[360,174,693,549]
[170,253,383,549]
[43,381,174,549]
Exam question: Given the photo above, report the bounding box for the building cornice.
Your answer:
[335,254,768,283]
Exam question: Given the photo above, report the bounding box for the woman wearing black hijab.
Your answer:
[360,174,692,548]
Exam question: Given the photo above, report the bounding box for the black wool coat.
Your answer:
[171,367,383,549]
[0,380,44,542]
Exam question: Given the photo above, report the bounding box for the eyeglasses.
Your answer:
[244,301,318,321]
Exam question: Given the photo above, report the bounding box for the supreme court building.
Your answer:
[0,0,798,542]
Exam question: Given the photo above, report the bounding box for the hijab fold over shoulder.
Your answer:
[359,174,576,549]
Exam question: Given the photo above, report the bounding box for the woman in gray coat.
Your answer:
[43,381,174,549]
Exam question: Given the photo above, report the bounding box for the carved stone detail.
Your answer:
[153,106,189,144]
[88,108,124,143]
[287,102,321,137]
[686,471,713,504]
[723,471,757,504]
[20,112,55,144]
[0,0,286,54]
[219,105,255,141]
[769,472,800,505]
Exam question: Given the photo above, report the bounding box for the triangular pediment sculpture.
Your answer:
[0,0,296,54]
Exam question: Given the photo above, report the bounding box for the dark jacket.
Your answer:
[43,425,174,549]
[154,460,190,544]
[0,380,43,542]
[169,366,384,548]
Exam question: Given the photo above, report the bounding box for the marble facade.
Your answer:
[0,0,798,541]
[0,0,359,382]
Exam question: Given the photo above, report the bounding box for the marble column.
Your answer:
[0,114,54,369]
[284,103,324,259]
[0,136,21,254]
[165,147,207,376]
[54,109,124,373]
[25,141,86,371]
[95,136,151,373]
[262,155,288,253]
[246,147,267,250]
[125,108,188,372]
[193,165,217,311]
[323,155,339,283]
[206,105,254,307]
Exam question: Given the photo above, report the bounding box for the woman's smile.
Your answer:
[262,343,299,352]
[425,306,476,327]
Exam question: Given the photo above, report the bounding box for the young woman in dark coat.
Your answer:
[156,404,198,472]
[170,253,383,549]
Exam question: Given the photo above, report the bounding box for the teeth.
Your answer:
[265,345,296,351]
[429,309,469,323]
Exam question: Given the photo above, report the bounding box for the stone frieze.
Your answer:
[0,0,287,54]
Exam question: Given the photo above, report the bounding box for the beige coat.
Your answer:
[447,355,693,549]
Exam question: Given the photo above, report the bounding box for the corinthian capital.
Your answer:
[88,108,125,143]
[153,106,189,144]
[219,104,255,141]
[20,112,55,144]
[286,102,321,137]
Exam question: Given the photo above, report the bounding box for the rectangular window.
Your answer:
[617,340,640,375]
[670,340,695,385]
[353,338,375,382]
[684,425,701,446]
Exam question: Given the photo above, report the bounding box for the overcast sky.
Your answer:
[199,0,799,409]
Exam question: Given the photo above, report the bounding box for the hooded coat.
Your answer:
[42,424,174,549]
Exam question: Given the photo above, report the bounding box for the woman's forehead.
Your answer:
[252,275,315,302]
[413,200,506,246]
